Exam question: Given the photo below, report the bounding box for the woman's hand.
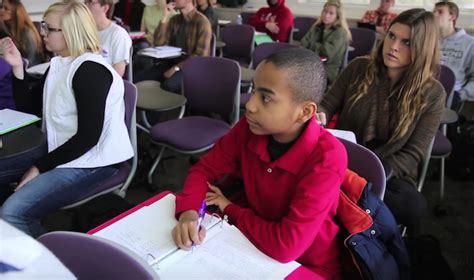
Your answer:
[316,112,327,126]
[0,37,24,79]
[15,166,40,191]
[172,210,207,250]
[205,183,231,212]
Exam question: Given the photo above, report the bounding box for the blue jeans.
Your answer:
[0,148,118,237]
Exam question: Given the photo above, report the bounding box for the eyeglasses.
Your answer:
[84,0,101,6]
[40,21,62,36]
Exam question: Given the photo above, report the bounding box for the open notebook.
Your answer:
[93,194,300,278]
[0,109,41,135]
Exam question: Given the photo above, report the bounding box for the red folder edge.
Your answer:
[87,191,172,235]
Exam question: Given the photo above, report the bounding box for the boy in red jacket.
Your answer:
[249,0,294,42]
[173,48,347,279]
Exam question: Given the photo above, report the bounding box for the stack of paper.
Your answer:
[140,45,182,59]
[0,109,41,135]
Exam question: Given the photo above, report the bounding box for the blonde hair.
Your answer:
[314,1,351,41]
[44,1,100,58]
[348,9,440,143]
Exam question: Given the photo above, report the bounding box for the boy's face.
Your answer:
[245,62,309,143]
[433,6,455,30]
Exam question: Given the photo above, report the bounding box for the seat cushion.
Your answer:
[150,116,231,151]
[72,162,131,202]
[431,130,452,156]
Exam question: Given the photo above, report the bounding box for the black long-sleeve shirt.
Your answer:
[13,61,113,173]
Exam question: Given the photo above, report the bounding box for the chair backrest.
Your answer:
[211,33,217,57]
[38,231,157,279]
[436,64,456,107]
[220,24,255,66]
[251,42,298,69]
[293,16,317,41]
[182,56,241,125]
[124,46,134,82]
[240,12,255,25]
[62,80,137,208]
[337,137,386,199]
[348,27,377,61]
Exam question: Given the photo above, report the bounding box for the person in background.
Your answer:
[433,1,474,108]
[0,0,43,66]
[301,0,351,85]
[172,48,347,279]
[134,0,212,93]
[197,0,217,35]
[0,1,133,237]
[361,0,397,36]
[318,9,445,234]
[140,0,176,46]
[249,0,293,43]
[86,0,132,77]
[113,0,145,31]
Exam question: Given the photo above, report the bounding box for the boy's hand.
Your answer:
[205,183,231,212]
[162,2,176,22]
[172,210,206,250]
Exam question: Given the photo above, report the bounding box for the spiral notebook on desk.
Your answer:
[91,193,300,279]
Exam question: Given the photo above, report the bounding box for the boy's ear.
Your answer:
[297,101,317,123]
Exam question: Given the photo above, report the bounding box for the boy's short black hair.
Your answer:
[262,48,326,103]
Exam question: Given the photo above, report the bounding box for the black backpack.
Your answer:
[447,116,474,180]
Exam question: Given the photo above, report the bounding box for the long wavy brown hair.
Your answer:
[348,9,440,143]
[2,0,43,58]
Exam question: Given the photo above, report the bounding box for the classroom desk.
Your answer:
[0,124,45,160]
[441,108,458,124]
[135,80,187,132]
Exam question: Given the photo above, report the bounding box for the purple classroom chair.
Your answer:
[293,16,317,42]
[147,56,241,184]
[61,80,138,208]
[37,231,157,279]
[220,24,255,67]
[348,27,377,61]
[337,137,386,200]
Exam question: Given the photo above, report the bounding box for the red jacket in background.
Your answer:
[176,117,347,279]
[249,0,294,42]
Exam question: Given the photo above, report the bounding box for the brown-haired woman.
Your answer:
[318,9,446,234]
[0,0,43,65]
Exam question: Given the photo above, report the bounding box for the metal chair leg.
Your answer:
[147,146,166,184]
[440,157,445,201]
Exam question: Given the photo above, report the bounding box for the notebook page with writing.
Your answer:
[158,224,300,279]
[93,194,221,265]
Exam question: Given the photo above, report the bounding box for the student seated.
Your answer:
[318,9,445,234]
[249,0,294,43]
[86,0,132,77]
[113,0,145,32]
[361,0,397,36]
[197,0,217,34]
[140,0,176,46]
[433,1,474,107]
[172,48,347,278]
[134,0,212,93]
[301,0,351,85]
[0,0,43,66]
[0,1,134,237]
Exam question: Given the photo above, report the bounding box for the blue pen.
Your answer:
[192,200,206,252]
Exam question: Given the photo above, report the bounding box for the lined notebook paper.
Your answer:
[0,109,40,135]
[93,194,300,279]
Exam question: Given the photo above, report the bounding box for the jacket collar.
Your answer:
[246,116,320,175]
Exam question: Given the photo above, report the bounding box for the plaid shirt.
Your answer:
[361,10,397,31]
[154,9,212,67]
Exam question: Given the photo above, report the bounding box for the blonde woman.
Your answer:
[318,9,445,233]
[140,0,176,45]
[300,0,351,84]
[0,1,133,237]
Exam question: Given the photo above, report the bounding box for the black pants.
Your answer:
[384,178,427,234]
[133,60,183,94]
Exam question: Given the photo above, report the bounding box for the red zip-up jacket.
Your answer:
[176,117,347,278]
[249,0,294,42]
